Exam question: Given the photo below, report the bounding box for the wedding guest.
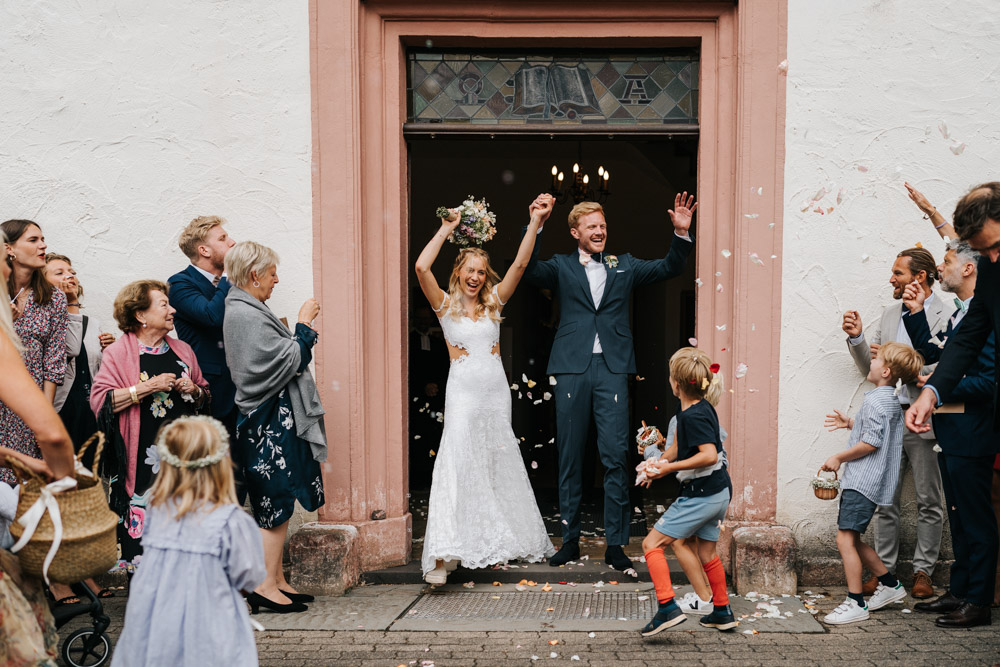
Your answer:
[168,216,242,495]
[111,416,265,667]
[842,247,948,598]
[0,227,75,666]
[1,219,68,486]
[90,280,209,570]
[223,241,325,613]
[409,301,448,487]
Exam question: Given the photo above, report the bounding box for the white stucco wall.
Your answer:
[779,0,1000,560]
[0,1,314,329]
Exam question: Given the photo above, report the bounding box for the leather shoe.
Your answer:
[911,570,935,599]
[935,602,992,628]
[914,591,963,614]
[861,575,878,596]
[605,545,634,572]
[549,540,580,566]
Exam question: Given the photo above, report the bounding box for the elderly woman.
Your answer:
[90,280,209,568]
[1,219,68,486]
[223,241,324,614]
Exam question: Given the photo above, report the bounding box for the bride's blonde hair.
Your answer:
[444,247,503,322]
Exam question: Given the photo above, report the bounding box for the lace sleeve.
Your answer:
[431,290,448,313]
[492,284,506,306]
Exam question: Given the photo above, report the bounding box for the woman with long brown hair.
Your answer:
[413,193,555,585]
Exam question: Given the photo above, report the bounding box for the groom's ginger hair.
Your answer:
[568,201,604,229]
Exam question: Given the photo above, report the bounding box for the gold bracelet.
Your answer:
[129,385,139,405]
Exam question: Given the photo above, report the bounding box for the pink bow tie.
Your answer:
[579,250,597,266]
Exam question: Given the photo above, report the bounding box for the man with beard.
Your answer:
[842,247,950,599]
[168,216,242,495]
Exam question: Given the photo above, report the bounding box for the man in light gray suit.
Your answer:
[842,247,951,599]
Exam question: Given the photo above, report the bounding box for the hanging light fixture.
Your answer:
[549,162,610,204]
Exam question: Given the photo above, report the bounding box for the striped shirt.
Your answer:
[841,386,904,505]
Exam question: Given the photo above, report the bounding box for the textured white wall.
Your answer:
[779,0,1000,558]
[0,1,313,329]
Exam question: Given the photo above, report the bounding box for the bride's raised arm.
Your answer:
[496,193,554,305]
[415,210,462,312]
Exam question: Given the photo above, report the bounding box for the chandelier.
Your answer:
[548,163,610,204]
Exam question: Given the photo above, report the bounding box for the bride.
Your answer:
[414,193,556,584]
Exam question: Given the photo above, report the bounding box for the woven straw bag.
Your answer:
[8,432,118,584]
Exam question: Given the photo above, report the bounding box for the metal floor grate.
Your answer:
[404,592,656,621]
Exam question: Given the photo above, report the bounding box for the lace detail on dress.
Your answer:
[423,302,554,574]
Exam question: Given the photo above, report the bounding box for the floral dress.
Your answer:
[117,342,198,566]
[0,289,67,486]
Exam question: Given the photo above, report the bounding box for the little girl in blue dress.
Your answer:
[112,416,265,667]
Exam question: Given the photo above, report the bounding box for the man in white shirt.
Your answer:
[842,247,951,598]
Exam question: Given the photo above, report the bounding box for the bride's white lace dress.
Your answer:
[421,291,555,575]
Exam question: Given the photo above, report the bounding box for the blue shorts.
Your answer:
[653,488,731,542]
[837,489,877,533]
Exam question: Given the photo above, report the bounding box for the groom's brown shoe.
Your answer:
[549,540,579,566]
[914,591,963,614]
[935,602,991,628]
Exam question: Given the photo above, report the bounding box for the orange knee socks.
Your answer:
[703,555,729,606]
[644,548,674,604]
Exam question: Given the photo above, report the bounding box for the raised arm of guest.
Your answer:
[905,182,955,239]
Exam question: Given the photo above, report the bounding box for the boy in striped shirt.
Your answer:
[821,341,925,625]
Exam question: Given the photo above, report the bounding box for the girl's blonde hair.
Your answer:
[669,346,724,404]
[148,416,237,519]
[444,247,503,322]
[0,229,23,353]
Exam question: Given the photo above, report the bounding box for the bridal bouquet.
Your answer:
[436,195,497,247]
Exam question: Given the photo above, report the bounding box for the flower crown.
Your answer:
[155,415,230,469]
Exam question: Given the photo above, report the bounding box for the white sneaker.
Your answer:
[677,591,713,615]
[867,582,906,610]
[424,564,447,585]
[823,597,870,625]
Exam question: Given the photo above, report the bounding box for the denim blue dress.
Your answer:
[111,503,265,667]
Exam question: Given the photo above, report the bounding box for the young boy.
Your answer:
[822,341,925,624]
[640,348,737,637]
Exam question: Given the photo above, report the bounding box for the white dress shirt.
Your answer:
[192,264,224,286]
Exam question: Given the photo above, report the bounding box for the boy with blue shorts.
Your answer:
[821,341,924,624]
[640,347,736,636]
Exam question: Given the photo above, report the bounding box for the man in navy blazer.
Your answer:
[902,238,999,628]
[525,193,696,571]
[168,216,241,489]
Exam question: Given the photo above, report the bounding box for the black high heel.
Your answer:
[246,591,308,614]
[279,589,315,603]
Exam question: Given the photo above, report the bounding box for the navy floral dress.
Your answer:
[236,324,324,528]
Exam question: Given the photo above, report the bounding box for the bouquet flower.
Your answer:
[437,195,497,247]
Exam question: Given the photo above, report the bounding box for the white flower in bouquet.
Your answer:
[437,195,497,247]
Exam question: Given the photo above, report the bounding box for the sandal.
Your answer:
[55,595,82,606]
[97,588,116,599]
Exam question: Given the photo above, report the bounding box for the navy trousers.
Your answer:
[554,354,630,546]
[938,452,999,605]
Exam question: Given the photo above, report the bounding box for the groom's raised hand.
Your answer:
[668,191,697,237]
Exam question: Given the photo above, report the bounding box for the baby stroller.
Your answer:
[50,581,113,666]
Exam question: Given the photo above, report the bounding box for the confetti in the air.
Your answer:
[749,252,764,266]
[716,283,724,293]
[429,450,436,457]
[950,141,966,155]
[777,59,788,73]
[721,249,732,259]
[858,165,869,172]
[716,324,727,331]
[744,213,759,219]
[938,120,949,139]
[543,392,552,401]
[549,376,557,385]
[688,337,698,346]
[695,278,703,287]
[531,461,538,469]
[735,362,748,379]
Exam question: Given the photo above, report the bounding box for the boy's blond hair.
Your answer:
[669,347,724,403]
[148,417,237,519]
[178,215,225,260]
[568,201,604,229]
[878,341,924,385]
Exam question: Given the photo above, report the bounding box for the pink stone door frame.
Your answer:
[310,0,787,570]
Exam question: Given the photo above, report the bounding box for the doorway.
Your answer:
[406,135,698,551]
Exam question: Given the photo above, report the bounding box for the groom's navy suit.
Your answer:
[525,232,693,545]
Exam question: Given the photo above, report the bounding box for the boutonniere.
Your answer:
[604,255,618,269]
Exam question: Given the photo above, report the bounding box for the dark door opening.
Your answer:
[407,136,698,549]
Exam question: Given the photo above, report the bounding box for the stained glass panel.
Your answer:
[407,51,699,127]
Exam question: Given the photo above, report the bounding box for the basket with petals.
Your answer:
[811,469,840,500]
[436,195,497,247]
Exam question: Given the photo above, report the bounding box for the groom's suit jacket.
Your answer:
[524,234,693,375]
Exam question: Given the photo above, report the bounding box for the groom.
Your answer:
[525,193,696,572]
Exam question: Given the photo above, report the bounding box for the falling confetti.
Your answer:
[858,165,869,172]
[749,252,764,266]
[721,249,732,259]
[656,504,666,513]
[688,337,698,346]
[716,283,724,293]
[510,383,519,390]
[635,375,645,381]
[770,255,777,259]
[861,254,870,263]
[694,278,703,287]
[837,188,846,205]
[531,461,538,469]
[543,392,552,401]
[533,399,542,405]
[744,213,759,219]
[429,450,436,457]
[716,324,727,331]
[414,435,421,440]
[768,222,775,229]
[938,120,949,139]
[950,141,966,155]
[527,379,537,388]
[735,362,748,379]
[614,394,618,402]
[777,59,788,73]
[549,376,557,385]
[634,506,642,513]
[715,271,722,277]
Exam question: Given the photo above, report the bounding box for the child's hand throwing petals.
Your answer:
[820,455,841,473]
[824,409,852,432]
[645,460,672,480]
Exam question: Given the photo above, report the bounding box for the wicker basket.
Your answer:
[812,468,840,501]
[8,433,119,584]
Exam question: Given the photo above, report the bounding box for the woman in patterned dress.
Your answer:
[1,219,69,487]
[90,280,210,568]
[223,241,325,614]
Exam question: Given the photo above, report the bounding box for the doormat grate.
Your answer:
[405,591,655,621]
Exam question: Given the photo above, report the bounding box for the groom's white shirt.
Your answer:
[579,248,608,353]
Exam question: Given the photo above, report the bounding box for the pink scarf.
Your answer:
[89,332,207,496]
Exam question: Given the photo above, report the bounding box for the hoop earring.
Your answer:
[253,280,260,288]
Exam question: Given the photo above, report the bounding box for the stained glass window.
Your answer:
[407,51,699,127]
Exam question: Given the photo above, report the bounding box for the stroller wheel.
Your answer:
[61,627,112,667]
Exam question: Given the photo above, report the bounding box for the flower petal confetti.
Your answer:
[531,461,538,469]
[721,249,732,259]
[694,278,703,287]
[716,283,724,293]
[734,362,748,379]
[716,324,727,331]
[777,59,788,73]
[749,252,764,266]
[938,120,949,139]
[950,141,966,155]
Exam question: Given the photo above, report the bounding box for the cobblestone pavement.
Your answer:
[64,588,1000,666]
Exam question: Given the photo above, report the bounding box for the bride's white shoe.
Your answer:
[444,559,459,572]
[425,562,448,585]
